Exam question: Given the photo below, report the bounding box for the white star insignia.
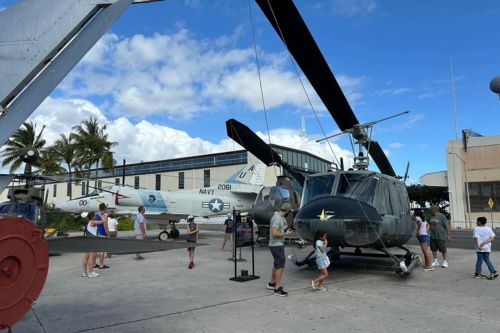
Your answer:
[210,199,222,212]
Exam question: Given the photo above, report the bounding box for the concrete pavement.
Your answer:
[12,230,500,333]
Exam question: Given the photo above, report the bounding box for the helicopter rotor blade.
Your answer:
[226,119,283,166]
[403,161,410,183]
[47,236,207,254]
[226,119,305,185]
[255,0,358,131]
[364,141,396,177]
[255,0,396,177]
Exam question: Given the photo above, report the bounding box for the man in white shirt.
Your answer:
[106,212,119,259]
[134,206,147,260]
[473,216,498,279]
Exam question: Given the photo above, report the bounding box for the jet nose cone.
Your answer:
[55,200,73,212]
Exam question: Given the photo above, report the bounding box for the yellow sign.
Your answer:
[488,197,494,209]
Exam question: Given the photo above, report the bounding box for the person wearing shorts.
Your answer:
[428,206,450,268]
[220,213,233,251]
[266,202,294,297]
[186,215,199,269]
[415,211,434,271]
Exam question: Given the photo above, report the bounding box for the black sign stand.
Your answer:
[229,210,260,282]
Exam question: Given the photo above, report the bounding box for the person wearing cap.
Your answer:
[267,202,294,297]
[429,205,451,268]
[186,215,199,269]
[220,213,234,251]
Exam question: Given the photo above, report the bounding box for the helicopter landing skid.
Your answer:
[291,246,421,276]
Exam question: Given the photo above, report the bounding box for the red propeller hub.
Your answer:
[0,216,49,329]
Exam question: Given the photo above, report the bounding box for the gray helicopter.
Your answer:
[226,0,420,276]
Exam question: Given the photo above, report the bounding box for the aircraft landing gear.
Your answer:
[169,228,179,239]
[158,231,170,242]
[158,221,180,241]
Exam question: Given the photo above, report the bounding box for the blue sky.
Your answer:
[1,0,500,183]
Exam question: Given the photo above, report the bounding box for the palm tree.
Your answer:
[0,121,46,174]
[37,149,66,176]
[72,116,117,193]
[50,133,77,199]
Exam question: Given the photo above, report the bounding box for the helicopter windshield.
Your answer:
[336,173,378,206]
[302,174,336,205]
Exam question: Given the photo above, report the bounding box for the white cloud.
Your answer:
[388,142,405,149]
[377,87,414,96]
[59,29,363,120]
[28,97,353,168]
[325,0,378,17]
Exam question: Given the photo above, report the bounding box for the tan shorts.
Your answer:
[224,233,232,241]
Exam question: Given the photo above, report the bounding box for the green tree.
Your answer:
[72,116,117,193]
[50,133,77,199]
[0,121,46,174]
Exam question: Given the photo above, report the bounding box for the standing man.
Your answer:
[95,203,110,269]
[429,205,451,268]
[220,213,233,251]
[134,205,147,261]
[267,202,294,297]
[106,211,118,259]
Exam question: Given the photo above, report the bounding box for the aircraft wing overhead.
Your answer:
[255,0,396,177]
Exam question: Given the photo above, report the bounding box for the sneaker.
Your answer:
[319,286,328,292]
[82,272,88,277]
[431,260,440,267]
[488,272,499,280]
[423,267,435,272]
[310,280,318,290]
[188,261,194,269]
[273,287,288,297]
[267,282,276,290]
[98,265,110,269]
[134,256,145,261]
[87,271,100,278]
[93,264,99,268]
[475,273,486,279]
[441,260,448,268]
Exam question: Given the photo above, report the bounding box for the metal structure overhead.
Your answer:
[254,0,396,177]
[0,0,160,147]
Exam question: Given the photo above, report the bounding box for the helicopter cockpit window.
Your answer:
[302,174,335,205]
[269,187,291,208]
[256,187,272,203]
[336,173,378,206]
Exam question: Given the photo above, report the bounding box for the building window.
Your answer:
[53,184,57,197]
[178,172,185,189]
[204,169,210,188]
[81,183,86,195]
[469,181,500,212]
[134,176,140,189]
[66,183,71,196]
[98,180,102,191]
[115,178,120,186]
[155,174,161,191]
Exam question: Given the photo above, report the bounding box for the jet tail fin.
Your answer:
[224,162,265,186]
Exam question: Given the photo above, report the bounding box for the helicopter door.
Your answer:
[395,183,413,237]
[379,179,398,237]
